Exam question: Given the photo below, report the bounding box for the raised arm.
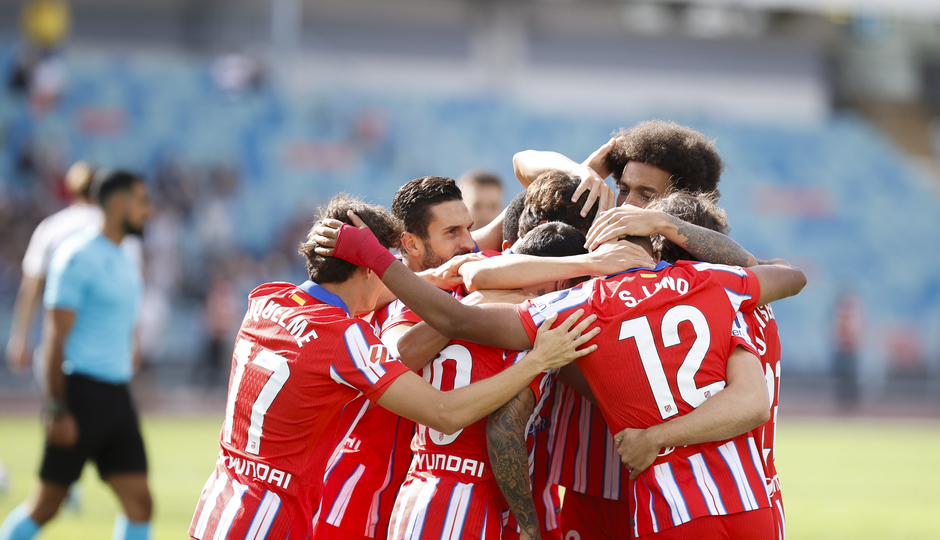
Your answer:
[513,150,584,188]
[513,146,617,216]
[614,345,770,479]
[471,206,506,252]
[377,311,598,434]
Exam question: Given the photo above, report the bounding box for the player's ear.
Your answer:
[501,240,511,252]
[400,231,420,257]
[655,252,662,264]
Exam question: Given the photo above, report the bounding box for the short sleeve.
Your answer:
[331,320,410,402]
[686,262,761,314]
[729,311,759,358]
[381,309,423,335]
[43,248,90,311]
[515,281,595,346]
[501,349,554,403]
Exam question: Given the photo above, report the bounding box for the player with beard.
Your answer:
[315,177,482,540]
[386,222,591,540]
[309,199,804,539]
[0,171,153,540]
[189,195,597,540]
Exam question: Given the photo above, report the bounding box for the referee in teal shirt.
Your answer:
[0,170,154,540]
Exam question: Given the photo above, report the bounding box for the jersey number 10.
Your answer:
[417,344,473,447]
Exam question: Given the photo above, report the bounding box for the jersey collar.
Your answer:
[299,281,351,316]
[607,260,672,278]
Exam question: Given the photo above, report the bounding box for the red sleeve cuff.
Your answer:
[515,303,540,347]
[364,360,411,403]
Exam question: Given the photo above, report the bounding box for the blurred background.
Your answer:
[0,0,939,537]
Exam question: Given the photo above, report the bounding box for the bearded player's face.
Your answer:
[418,200,475,270]
[121,181,152,236]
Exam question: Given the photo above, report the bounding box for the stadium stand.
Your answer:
[1,44,939,391]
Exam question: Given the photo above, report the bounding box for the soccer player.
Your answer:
[188,195,598,540]
[315,176,480,540]
[0,170,153,540]
[506,120,756,539]
[457,169,504,232]
[386,222,591,540]
[313,204,805,535]
[614,191,787,539]
[310,207,806,538]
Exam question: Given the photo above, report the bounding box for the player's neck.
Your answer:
[318,275,373,316]
[100,218,126,245]
[402,254,423,273]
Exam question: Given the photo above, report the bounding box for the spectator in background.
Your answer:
[0,170,153,540]
[7,162,96,373]
[9,0,70,111]
[458,169,503,231]
[833,289,864,410]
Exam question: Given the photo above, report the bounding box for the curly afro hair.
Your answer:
[604,120,723,195]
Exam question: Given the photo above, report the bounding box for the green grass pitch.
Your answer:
[0,415,938,539]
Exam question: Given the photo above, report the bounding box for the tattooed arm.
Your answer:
[655,212,756,266]
[585,205,757,267]
[487,387,541,540]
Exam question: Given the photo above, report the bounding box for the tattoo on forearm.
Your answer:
[671,215,751,266]
[487,390,541,540]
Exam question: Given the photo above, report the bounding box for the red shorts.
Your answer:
[558,490,632,540]
[642,508,774,540]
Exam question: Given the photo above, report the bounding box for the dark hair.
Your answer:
[391,176,463,238]
[515,222,588,258]
[647,190,728,264]
[518,171,598,239]
[91,169,143,208]
[457,169,503,189]
[298,194,403,284]
[605,120,723,195]
[502,191,527,246]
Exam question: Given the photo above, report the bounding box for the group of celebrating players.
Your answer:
[189,120,806,540]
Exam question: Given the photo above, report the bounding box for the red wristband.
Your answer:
[333,224,398,278]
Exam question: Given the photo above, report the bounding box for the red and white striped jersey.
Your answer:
[190,281,410,540]
[543,385,626,500]
[316,298,419,538]
[316,290,466,538]
[517,261,770,537]
[386,342,519,539]
[740,304,786,539]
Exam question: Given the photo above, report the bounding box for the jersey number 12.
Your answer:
[619,305,724,420]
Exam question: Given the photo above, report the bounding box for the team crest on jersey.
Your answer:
[368,344,391,365]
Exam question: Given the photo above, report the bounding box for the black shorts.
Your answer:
[40,374,148,486]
